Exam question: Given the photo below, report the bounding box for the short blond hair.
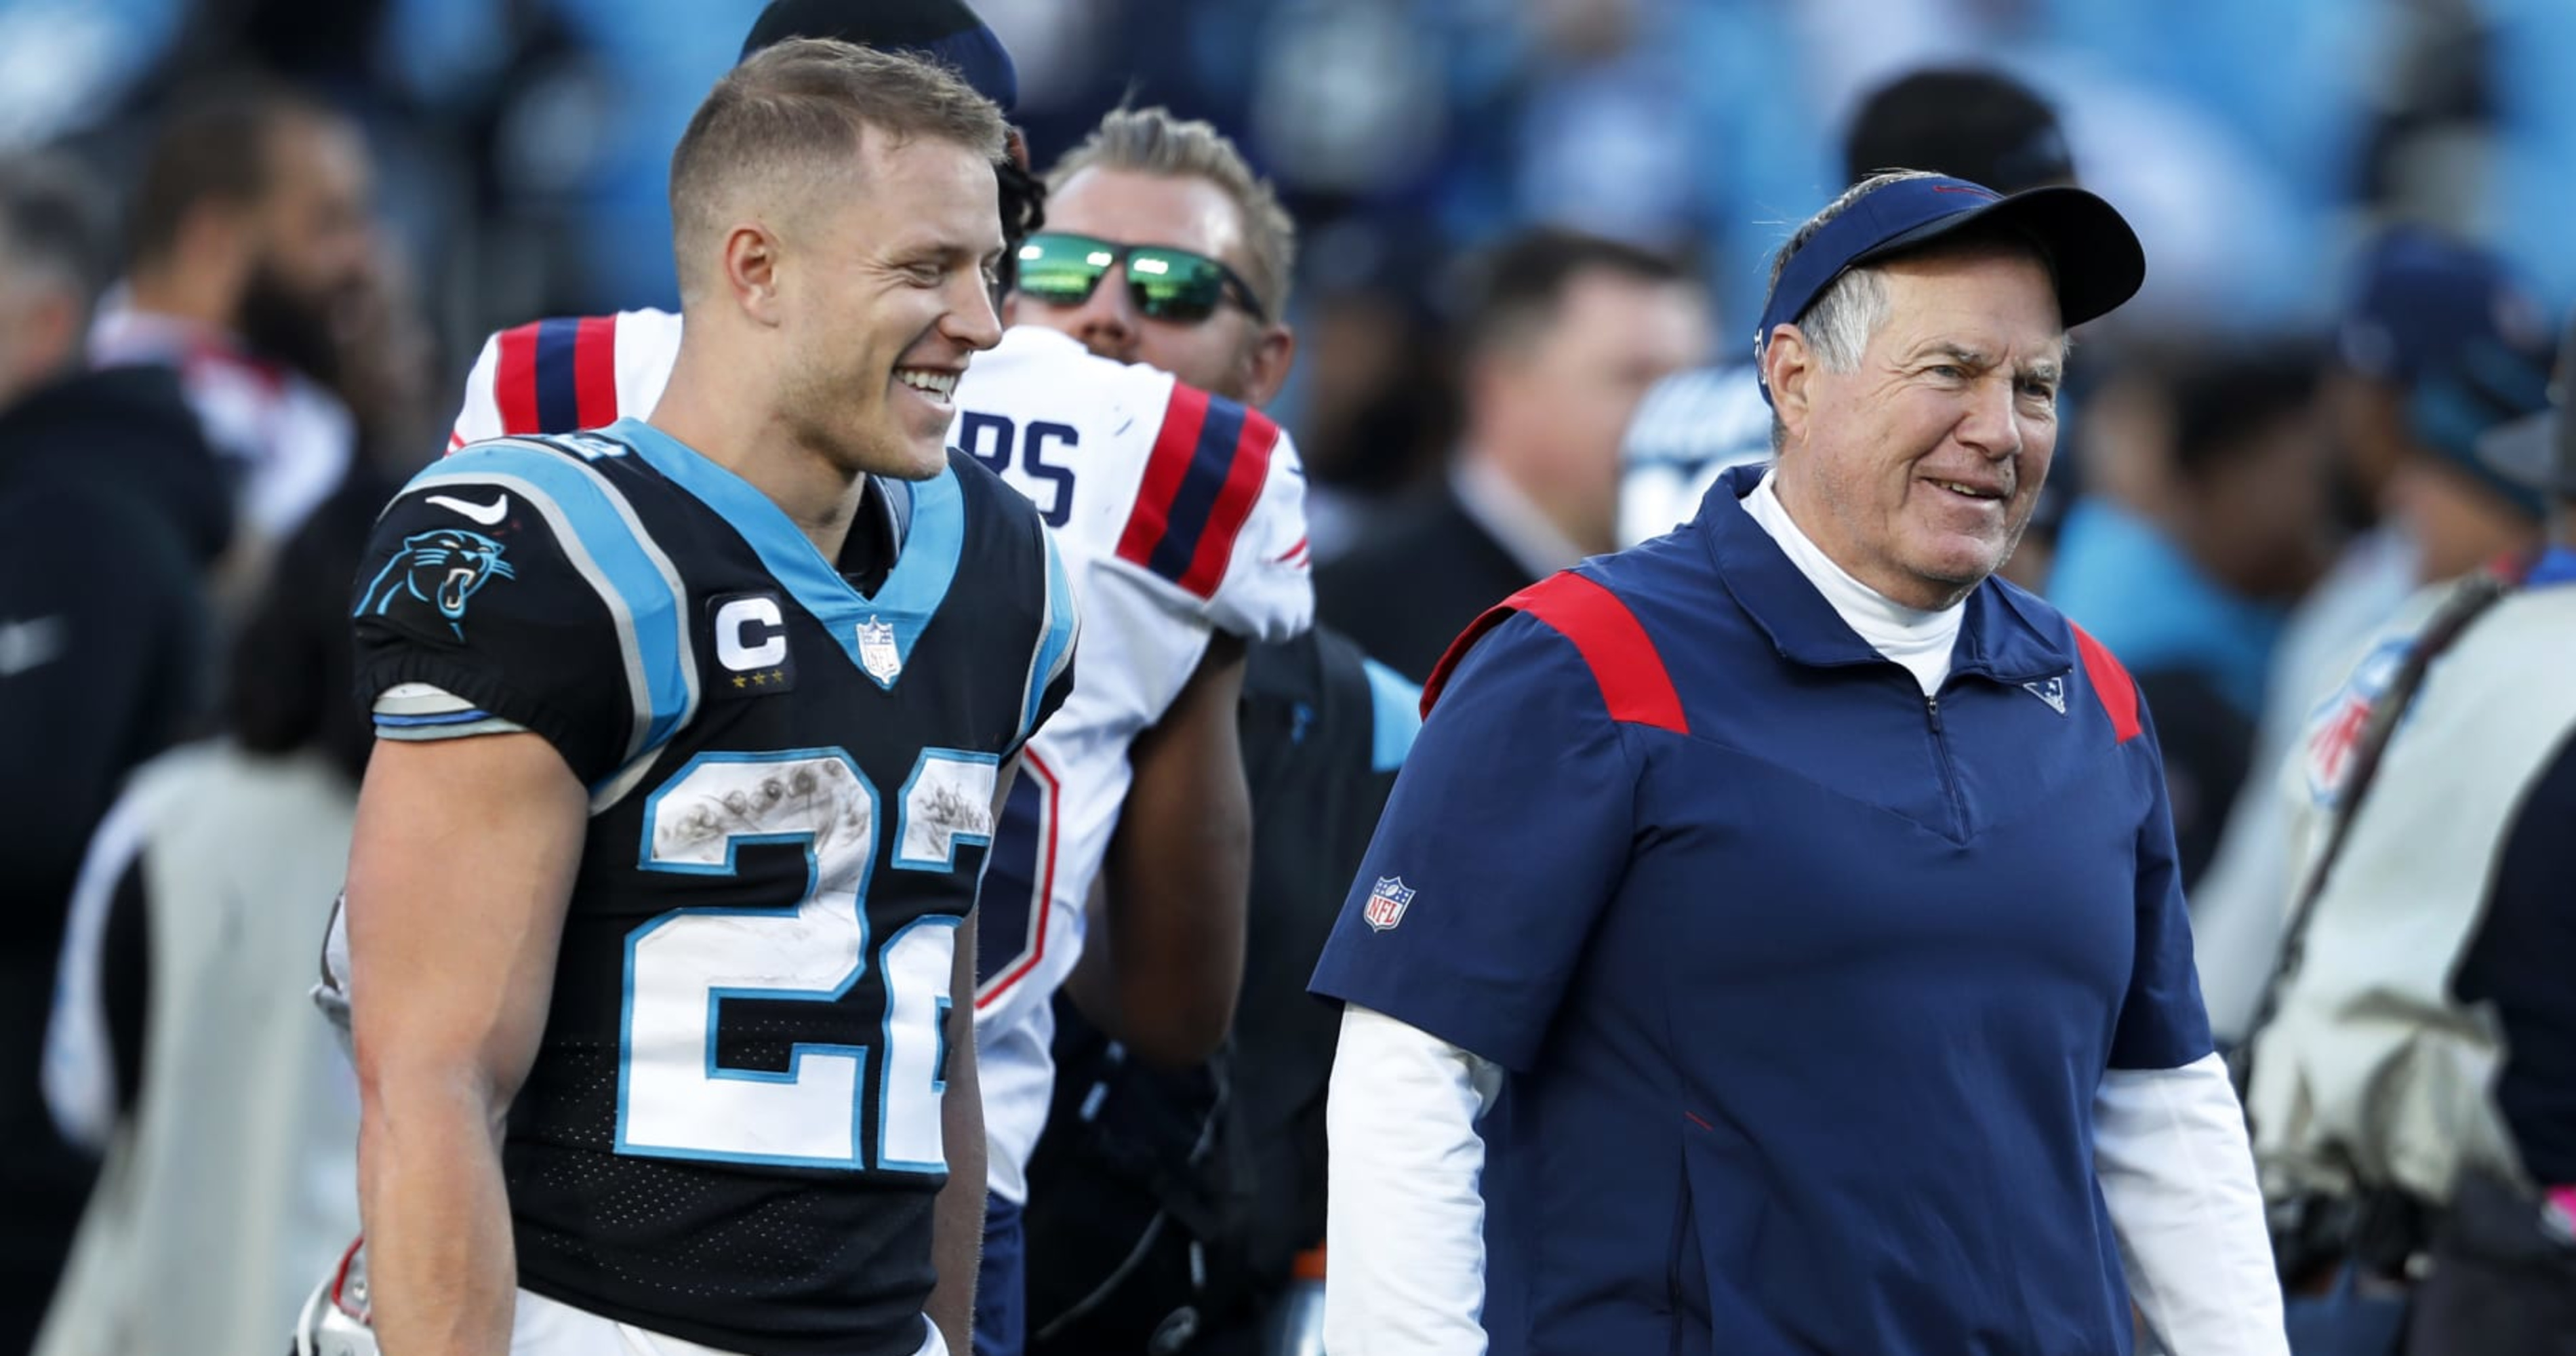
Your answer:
[1046,106,1297,315]
[669,38,1007,298]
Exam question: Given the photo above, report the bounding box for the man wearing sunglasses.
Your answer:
[1003,108,1429,1356]
[1011,107,1298,410]
[430,18,1314,1356]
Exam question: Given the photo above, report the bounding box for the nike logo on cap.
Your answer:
[426,492,508,526]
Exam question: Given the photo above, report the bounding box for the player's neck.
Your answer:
[651,361,868,561]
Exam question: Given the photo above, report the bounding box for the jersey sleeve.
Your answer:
[1308,609,1638,1071]
[1108,381,1314,643]
[447,315,637,448]
[447,327,507,451]
[2108,673,2218,1072]
[351,441,693,790]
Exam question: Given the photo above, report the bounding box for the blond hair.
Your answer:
[1047,106,1297,315]
[669,38,1007,298]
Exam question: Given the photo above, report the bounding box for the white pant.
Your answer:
[512,1291,948,1356]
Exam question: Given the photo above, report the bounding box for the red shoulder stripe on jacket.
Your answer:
[2071,623,2143,744]
[1421,572,1688,734]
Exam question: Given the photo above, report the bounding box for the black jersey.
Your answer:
[350,418,1077,1356]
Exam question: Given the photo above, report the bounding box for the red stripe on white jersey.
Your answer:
[1114,383,1211,573]
[1177,409,1280,597]
[573,315,620,428]
[494,322,543,435]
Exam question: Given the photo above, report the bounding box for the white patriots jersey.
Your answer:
[447,315,1314,1202]
[1615,361,1773,548]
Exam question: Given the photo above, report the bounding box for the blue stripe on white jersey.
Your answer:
[1145,397,1250,583]
[533,317,585,433]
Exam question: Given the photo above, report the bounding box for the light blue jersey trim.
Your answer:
[403,442,700,773]
[1363,658,1424,774]
[609,417,963,692]
[1021,529,1080,741]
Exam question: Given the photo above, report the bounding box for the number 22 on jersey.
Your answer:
[616,748,994,1172]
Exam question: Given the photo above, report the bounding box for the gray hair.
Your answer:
[1766,169,2065,450]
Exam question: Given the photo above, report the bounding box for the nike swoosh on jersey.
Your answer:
[426,492,510,526]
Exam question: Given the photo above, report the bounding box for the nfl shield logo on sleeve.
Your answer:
[858,615,902,683]
[1365,877,1416,932]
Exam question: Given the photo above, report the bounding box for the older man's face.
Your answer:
[1779,246,2064,609]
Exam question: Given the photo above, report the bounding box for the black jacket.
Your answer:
[1315,484,1537,683]
[0,363,230,1344]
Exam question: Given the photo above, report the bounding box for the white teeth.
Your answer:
[1936,480,1998,500]
[896,369,957,400]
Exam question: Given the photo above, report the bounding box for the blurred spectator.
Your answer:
[1285,247,1457,560]
[2047,343,2331,883]
[88,77,375,607]
[1320,227,1708,680]
[33,469,380,1356]
[0,148,230,1350]
[2245,310,2576,1353]
[2192,227,2556,1039]
[1618,64,2080,589]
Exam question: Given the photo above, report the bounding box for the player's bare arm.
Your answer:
[346,732,586,1355]
[1075,631,1252,1066]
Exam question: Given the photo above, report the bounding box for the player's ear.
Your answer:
[721,222,788,327]
[1240,322,1295,407]
[1765,323,1817,449]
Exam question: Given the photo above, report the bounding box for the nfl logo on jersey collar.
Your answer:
[858,616,902,683]
[1365,877,1415,932]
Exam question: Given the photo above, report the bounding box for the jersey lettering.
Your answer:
[958,411,1079,529]
[619,748,969,1174]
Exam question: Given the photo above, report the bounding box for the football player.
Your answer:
[338,41,1070,1356]
[429,16,1311,1356]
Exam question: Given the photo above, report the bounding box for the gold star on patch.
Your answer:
[731,675,748,689]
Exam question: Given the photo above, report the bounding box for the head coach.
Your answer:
[1307,172,2288,1355]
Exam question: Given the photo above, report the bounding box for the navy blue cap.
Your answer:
[742,0,1019,114]
[2478,310,2576,498]
[2338,226,2545,386]
[1754,175,2145,405]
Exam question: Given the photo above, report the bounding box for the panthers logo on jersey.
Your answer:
[356,528,515,639]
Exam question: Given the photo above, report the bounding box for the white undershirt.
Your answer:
[1323,474,2286,1355]
[1742,468,1962,696]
